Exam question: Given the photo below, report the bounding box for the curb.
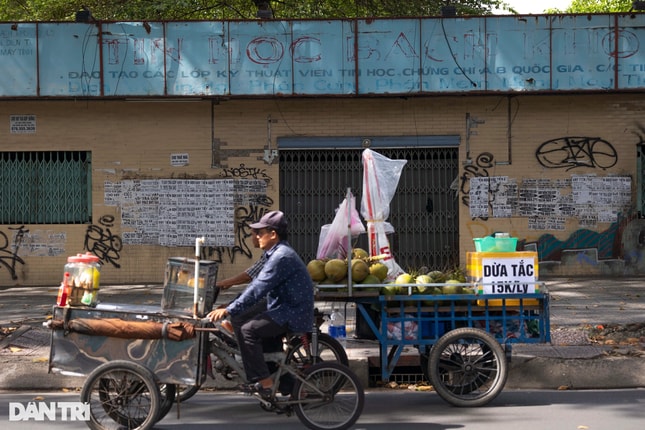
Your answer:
[3,351,645,392]
[507,355,645,389]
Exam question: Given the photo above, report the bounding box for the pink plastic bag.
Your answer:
[316,192,365,259]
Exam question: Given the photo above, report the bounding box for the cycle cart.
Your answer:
[49,251,364,430]
[318,250,551,408]
[48,303,209,429]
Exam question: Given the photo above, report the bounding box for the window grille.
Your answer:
[0,151,92,224]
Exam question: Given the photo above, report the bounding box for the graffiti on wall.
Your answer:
[459,152,495,219]
[206,195,274,264]
[461,131,637,272]
[85,215,123,268]
[0,226,27,280]
[219,164,273,185]
[204,165,274,264]
[535,137,617,170]
[515,213,645,273]
[524,221,620,261]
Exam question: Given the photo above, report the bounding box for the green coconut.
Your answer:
[359,274,381,293]
[306,259,327,282]
[369,263,388,281]
[352,248,369,260]
[414,274,433,294]
[351,258,370,282]
[442,279,464,295]
[324,258,348,283]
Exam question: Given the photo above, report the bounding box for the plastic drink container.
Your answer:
[65,252,101,307]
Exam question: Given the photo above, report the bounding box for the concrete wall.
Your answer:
[0,93,643,286]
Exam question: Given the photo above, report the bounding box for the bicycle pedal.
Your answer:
[274,405,293,416]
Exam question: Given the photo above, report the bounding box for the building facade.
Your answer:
[1,15,645,285]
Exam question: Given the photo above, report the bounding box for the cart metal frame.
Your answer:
[49,304,210,386]
[352,290,550,381]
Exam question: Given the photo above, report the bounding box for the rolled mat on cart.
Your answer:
[50,318,196,341]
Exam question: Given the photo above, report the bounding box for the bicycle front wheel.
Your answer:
[292,362,364,430]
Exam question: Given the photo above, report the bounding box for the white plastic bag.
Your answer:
[387,318,418,340]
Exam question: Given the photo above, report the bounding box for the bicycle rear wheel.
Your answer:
[292,362,364,430]
[286,332,349,367]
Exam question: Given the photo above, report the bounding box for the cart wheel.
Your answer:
[286,332,349,367]
[156,383,176,422]
[428,327,507,407]
[177,384,200,402]
[292,362,364,430]
[81,360,161,430]
[159,383,198,403]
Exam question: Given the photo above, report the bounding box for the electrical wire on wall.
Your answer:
[109,23,130,95]
[490,95,520,166]
[440,17,477,88]
[80,24,99,97]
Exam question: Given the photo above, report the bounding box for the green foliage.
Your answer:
[548,0,633,13]
[0,0,636,22]
[0,0,514,22]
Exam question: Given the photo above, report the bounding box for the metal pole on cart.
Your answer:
[346,187,353,297]
[193,236,205,318]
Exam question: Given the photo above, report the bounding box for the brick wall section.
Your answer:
[0,93,642,285]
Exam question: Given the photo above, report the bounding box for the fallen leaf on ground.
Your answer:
[9,346,23,353]
[32,357,49,363]
[557,385,570,390]
[416,385,433,391]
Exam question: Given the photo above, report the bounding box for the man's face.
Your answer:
[253,228,278,250]
[251,233,260,248]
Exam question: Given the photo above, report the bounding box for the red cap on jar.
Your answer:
[67,252,100,264]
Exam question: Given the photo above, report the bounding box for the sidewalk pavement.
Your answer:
[1,277,645,392]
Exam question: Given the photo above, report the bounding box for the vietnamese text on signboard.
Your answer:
[1,14,644,97]
[480,256,537,294]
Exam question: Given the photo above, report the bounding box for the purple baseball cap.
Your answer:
[250,210,288,233]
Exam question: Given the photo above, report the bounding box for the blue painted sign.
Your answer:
[0,14,644,97]
[0,23,37,96]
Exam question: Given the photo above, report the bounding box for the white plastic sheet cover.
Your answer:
[360,148,407,280]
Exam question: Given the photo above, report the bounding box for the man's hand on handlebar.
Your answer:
[207,307,229,322]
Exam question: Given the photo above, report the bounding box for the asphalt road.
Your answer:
[2,388,645,429]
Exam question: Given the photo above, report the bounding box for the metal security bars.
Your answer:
[0,151,92,224]
[279,146,460,272]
